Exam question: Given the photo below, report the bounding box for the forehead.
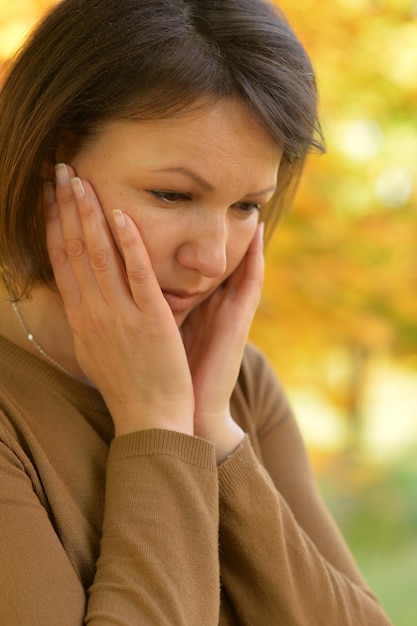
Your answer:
[89,97,281,167]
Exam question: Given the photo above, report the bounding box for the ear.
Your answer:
[41,130,81,180]
[41,153,56,182]
[40,131,57,180]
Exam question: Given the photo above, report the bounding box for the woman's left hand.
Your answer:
[181,224,264,463]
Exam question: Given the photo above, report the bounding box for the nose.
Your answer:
[177,213,227,278]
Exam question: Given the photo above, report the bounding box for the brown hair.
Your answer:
[0,0,324,299]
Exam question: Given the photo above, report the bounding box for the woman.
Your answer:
[0,0,392,624]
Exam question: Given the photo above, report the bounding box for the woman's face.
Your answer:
[67,98,282,325]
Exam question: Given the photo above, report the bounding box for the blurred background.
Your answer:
[1,1,416,623]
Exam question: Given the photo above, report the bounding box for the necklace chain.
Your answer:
[11,301,74,378]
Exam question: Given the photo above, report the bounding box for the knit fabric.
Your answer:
[0,336,392,625]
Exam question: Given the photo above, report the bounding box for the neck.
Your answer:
[0,285,88,382]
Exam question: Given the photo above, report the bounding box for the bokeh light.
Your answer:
[1,2,416,623]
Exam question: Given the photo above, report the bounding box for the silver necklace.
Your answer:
[11,301,74,378]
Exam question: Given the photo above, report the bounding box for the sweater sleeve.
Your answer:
[0,436,87,625]
[218,436,393,625]
[0,424,220,626]
[85,429,220,625]
[218,347,394,625]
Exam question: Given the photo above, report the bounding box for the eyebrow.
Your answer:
[151,166,276,197]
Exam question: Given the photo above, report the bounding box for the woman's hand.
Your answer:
[181,224,264,462]
[44,164,263,456]
[45,164,194,437]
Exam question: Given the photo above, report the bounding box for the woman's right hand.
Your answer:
[44,164,194,437]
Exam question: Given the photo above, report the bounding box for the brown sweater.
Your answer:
[0,335,392,625]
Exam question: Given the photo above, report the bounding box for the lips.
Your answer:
[161,289,204,312]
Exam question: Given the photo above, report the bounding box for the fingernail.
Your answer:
[71,177,85,199]
[43,182,56,204]
[55,163,69,186]
[113,209,126,229]
[259,222,265,242]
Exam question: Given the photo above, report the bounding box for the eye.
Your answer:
[148,190,191,204]
[232,201,262,214]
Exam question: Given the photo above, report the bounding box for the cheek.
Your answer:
[123,211,178,272]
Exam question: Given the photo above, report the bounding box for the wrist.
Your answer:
[108,398,194,438]
[215,418,245,464]
[114,418,194,438]
[194,410,244,464]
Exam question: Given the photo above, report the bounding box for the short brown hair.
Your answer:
[0,0,324,299]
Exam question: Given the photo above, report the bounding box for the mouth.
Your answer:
[161,289,204,313]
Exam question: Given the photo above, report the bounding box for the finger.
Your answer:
[68,177,134,307]
[44,181,82,308]
[56,166,171,320]
[112,210,172,317]
[54,163,102,298]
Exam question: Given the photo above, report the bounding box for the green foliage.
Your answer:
[319,450,417,625]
